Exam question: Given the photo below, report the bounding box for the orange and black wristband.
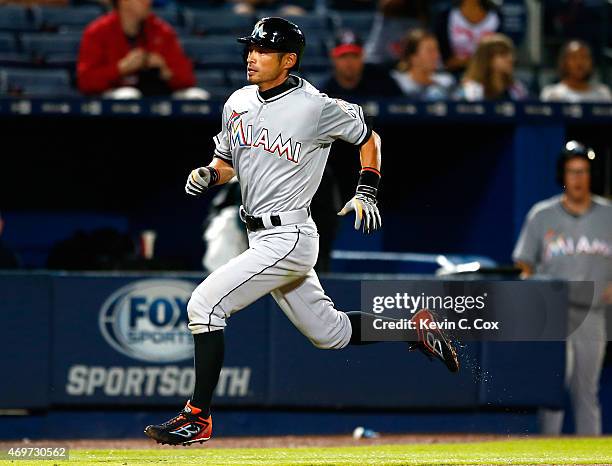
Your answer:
[205,166,220,186]
[356,167,380,198]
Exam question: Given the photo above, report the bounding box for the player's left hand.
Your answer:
[185,167,211,196]
[338,193,381,234]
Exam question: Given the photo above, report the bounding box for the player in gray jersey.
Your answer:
[513,141,612,435]
[145,17,459,446]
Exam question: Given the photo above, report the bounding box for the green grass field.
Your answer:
[14,438,612,465]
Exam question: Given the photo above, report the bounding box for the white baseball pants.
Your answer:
[187,220,352,349]
[539,307,607,435]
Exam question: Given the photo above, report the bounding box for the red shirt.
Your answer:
[77,11,195,95]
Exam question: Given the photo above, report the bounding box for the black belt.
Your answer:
[244,214,281,231]
[244,207,311,232]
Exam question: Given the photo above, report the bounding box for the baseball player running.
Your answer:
[145,17,459,446]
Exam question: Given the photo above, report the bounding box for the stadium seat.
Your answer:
[182,35,243,68]
[0,67,73,96]
[227,69,247,88]
[280,14,329,33]
[0,55,29,66]
[0,52,29,66]
[0,31,28,66]
[34,6,104,32]
[184,9,253,36]
[289,0,315,10]
[256,0,314,12]
[331,11,374,35]
[155,8,189,36]
[327,0,376,11]
[21,33,81,66]
[300,37,330,71]
[175,0,228,8]
[302,71,328,87]
[154,8,181,28]
[0,5,36,32]
[195,68,225,87]
[195,69,231,98]
[0,32,17,53]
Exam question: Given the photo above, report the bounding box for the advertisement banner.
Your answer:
[51,275,267,406]
[0,273,52,408]
[0,272,566,410]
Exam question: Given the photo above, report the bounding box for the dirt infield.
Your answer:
[0,434,517,450]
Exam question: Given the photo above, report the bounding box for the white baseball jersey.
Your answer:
[212,75,370,216]
[187,75,370,349]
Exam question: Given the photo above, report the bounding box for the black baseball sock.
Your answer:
[346,311,380,345]
[347,311,415,345]
[191,330,224,417]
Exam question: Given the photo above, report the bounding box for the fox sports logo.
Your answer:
[99,279,195,362]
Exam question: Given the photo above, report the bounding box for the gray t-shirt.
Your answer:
[540,82,612,103]
[213,76,369,216]
[390,70,455,100]
[513,195,612,308]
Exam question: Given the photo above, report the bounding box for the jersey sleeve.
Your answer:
[213,103,233,165]
[512,207,541,266]
[316,96,370,146]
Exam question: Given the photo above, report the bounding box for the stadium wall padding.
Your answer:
[0,272,564,412]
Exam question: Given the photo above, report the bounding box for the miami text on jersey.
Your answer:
[544,230,611,261]
[227,109,303,163]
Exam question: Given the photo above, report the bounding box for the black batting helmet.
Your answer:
[556,140,595,186]
[238,17,306,70]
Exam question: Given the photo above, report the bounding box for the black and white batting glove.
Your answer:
[185,167,219,196]
[338,168,381,235]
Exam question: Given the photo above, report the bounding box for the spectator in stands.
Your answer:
[541,40,611,103]
[364,0,430,66]
[0,212,19,269]
[320,30,402,99]
[391,29,455,100]
[77,0,207,98]
[435,0,501,75]
[454,33,527,101]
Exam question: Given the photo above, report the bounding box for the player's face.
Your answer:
[564,44,592,82]
[246,45,294,87]
[332,53,364,81]
[412,37,440,73]
[563,158,591,201]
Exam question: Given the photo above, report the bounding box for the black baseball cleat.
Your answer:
[409,309,460,373]
[144,400,212,446]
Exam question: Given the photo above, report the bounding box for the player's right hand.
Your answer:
[338,193,381,234]
[185,167,211,196]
